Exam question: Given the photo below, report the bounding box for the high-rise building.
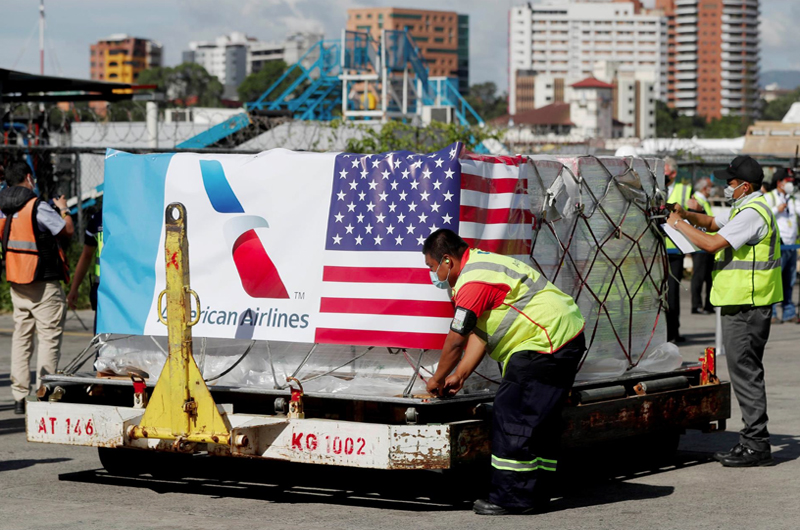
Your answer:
[183,32,322,100]
[183,32,255,100]
[656,0,759,120]
[508,1,666,116]
[345,7,470,94]
[90,34,162,84]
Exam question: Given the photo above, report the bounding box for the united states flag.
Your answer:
[315,143,532,350]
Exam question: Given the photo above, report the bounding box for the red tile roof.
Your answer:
[571,77,614,89]
[491,102,574,127]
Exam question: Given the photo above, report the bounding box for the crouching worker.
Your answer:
[422,229,585,515]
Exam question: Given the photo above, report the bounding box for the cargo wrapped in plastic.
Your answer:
[92,152,679,396]
[526,155,680,380]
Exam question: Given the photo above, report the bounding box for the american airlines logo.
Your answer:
[199,160,290,299]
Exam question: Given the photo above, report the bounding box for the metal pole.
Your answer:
[75,152,83,238]
[39,0,45,75]
[381,30,388,123]
[341,29,347,119]
[146,101,158,149]
[402,66,408,116]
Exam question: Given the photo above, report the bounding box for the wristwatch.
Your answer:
[59,208,68,219]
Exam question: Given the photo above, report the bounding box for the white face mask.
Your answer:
[784,182,795,196]
[723,182,746,204]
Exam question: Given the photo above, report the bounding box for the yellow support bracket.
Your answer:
[127,203,231,447]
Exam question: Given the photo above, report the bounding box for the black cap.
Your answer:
[773,168,792,182]
[712,155,764,185]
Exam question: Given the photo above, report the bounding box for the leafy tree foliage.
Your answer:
[332,120,500,154]
[237,61,304,104]
[655,100,750,138]
[760,87,800,121]
[464,82,508,124]
[137,63,223,107]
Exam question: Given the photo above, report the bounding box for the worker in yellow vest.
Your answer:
[664,156,692,343]
[67,209,102,333]
[689,177,715,314]
[422,229,585,515]
[667,155,781,467]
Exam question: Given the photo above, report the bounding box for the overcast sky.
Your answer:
[1,0,795,93]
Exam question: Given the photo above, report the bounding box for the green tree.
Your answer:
[761,87,800,121]
[655,100,749,138]
[237,60,303,103]
[137,63,224,107]
[464,82,508,124]
[332,120,500,154]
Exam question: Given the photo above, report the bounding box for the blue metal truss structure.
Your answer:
[179,29,491,150]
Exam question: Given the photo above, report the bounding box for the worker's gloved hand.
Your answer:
[426,375,444,397]
[443,374,465,396]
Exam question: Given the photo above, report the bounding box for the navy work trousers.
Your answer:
[489,332,585,511]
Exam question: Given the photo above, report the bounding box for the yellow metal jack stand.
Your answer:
[127,203,231,447]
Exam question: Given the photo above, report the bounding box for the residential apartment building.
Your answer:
[656,0,759,119]
[183,32,322,100]
[183,32,255,100]
[508,1,666,115]
[346,7,470,94]
[525,64,656,139]
[90,34,162,83]
[247,32,324,76]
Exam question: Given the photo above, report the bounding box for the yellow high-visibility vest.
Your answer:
[710,196,782,307]
[452,249,585,372]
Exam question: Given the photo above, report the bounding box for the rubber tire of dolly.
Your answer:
[97,447,150,477]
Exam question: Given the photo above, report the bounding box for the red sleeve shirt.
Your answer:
[453,281,509,317]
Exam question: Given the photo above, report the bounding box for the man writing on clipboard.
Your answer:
[666,155,781,468]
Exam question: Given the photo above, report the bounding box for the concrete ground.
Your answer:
[1,282,799,530]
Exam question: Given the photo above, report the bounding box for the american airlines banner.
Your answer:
[97,144,531,349]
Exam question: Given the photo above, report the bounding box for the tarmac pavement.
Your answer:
[1,282,799,530]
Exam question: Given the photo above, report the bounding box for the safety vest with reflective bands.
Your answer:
[0,197,69,284]
[94,231,103,279]
[694,192,716,234]
[452,249,585,372]
[710,196,782,307]
[666,182,693,251]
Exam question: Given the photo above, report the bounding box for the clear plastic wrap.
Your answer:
[94,335,501,398]
[527,156,681,380]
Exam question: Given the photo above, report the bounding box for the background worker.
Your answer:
[422,229,585,515]
[67,208,102,332]
[0,161,73,415]
[766,169,797,324]
[667,155,780,467]
[664,156,691,342]
[689,177,715,314]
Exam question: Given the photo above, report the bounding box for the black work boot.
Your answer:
[473,499,536,516]
[719,446,774,467]
[713,443,744,462]
[14,400,25,415]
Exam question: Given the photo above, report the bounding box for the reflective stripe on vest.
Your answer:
[0,198,39,284]
[94,231,103,278]
[452,249,585,370]
[666,182,692,250]
[710,196,783,307]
